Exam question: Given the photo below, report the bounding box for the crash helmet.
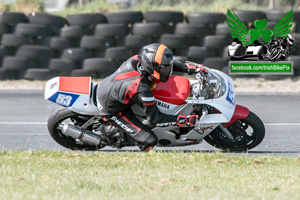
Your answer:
[287,34,294,45]
[140,43,173,82]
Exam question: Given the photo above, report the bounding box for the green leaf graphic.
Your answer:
[227,9,252,46]
[272,9,293,38]
[254,19,268,30]
[248,29,260,42]
[248,19,273,44]
[261,29,273,43]
[227,9,293,46]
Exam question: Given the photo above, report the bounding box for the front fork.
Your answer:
[196,105,208,131]
[218,124,235,141]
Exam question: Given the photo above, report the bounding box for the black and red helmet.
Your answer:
[140,43,173,82]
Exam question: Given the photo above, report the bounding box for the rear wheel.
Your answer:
[47,107,105,150]
[204,111,265,151]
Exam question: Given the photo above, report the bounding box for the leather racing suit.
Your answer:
[96,55,192,148]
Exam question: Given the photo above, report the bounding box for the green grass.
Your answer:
[0,151,300,200]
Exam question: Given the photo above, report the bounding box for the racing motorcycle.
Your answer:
[45,65,265,151]
[263,34,294,61]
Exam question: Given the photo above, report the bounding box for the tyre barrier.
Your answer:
[1,10,300,80]
[187,46,212,63]
[132,22,168,42]
[48,59,76,76]
[2,56,30,79]
[83,58,117,78]
[105,11,143,25]
[1,34,27,48]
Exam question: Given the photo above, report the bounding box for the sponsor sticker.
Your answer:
[194,126,214,134]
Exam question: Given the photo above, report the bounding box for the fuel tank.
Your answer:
[151,76,191,114]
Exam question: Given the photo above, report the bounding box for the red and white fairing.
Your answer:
[45,77,99,115]
[146,69,238,146]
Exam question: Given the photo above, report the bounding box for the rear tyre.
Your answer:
[48,107,105,150]
[204,111,265,151]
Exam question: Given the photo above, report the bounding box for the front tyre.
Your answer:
[48,107,105,150]
[204,111,265,151]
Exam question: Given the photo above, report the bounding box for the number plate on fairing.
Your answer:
[226,81,236,105]
[48,92,79,107]
[45,77,91,109]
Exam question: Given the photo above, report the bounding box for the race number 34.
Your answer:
[56,94,72,107]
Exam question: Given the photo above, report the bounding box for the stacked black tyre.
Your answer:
[0,12,68,80]
[1,10,300,80]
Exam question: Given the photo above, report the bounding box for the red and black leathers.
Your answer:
[96,56,191,147]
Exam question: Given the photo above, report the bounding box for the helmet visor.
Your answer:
[159,64,173,82]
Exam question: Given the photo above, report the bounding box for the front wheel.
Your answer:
[47,107,105,150]
[204,111,265,151]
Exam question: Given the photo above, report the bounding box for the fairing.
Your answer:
[152,76,190,105]
[45,77,99,115]
[222,105,250,128]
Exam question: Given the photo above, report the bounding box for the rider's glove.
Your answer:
[186,61,208,75]
[177,115,198,126]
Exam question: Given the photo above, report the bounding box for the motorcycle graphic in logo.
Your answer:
[227,9,294,61]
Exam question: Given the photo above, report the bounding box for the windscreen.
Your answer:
[198,69,227,100]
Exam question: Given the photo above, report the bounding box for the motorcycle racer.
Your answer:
[96,43,207,150]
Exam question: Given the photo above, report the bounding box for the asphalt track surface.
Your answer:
[0,90,300,156]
